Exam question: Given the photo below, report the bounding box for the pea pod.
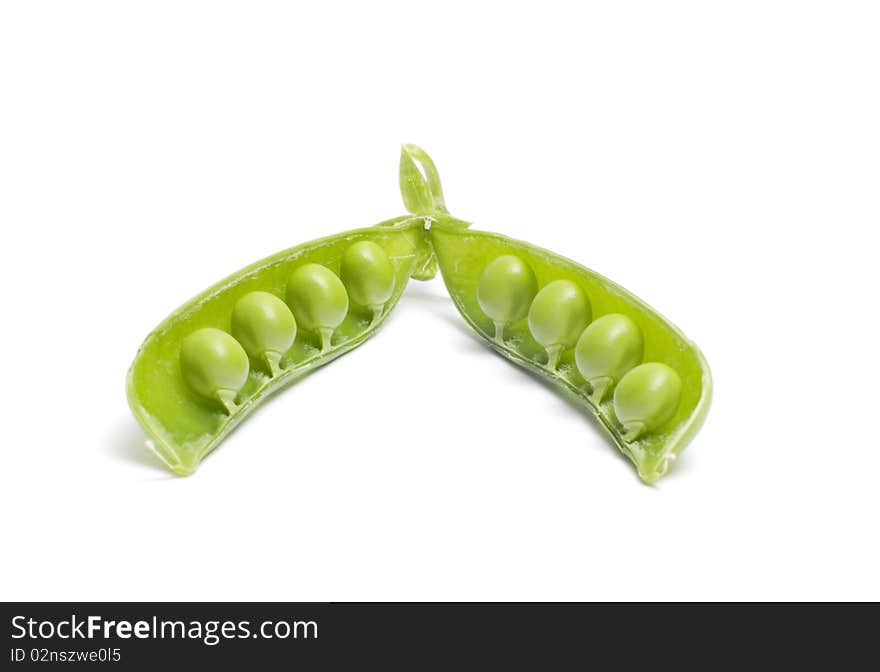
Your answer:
[126,216,429,475]
[428,220,711,483]
[128,144,711,483]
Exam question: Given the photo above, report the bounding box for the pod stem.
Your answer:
[318,327,334,353]
[399,144,449,215]
[216,389,239,415]
[264,351,283,377]
[545,344,564,371]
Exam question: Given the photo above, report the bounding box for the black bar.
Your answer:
[1,602,875,667]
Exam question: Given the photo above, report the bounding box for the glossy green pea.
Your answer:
[527,279,592,370]
[575,313,643,404]
[179,328,249,413]
[340,240,395,324]
[231,291,297,377]
[286,263,349,352]
[613,363,682,442]
[477,254,538,343]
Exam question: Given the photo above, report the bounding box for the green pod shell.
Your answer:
[527,279,592,369]
[286,263,349,352]
[179,328,249,410]
[429,222,711,484]
[477,254,538,342]
[613,363,682,441]
[126,217,427,476]
[231,291,297,376]
[340,240,395,320]
[575,313,643,403]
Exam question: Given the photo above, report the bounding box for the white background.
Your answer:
[1,1,878,601]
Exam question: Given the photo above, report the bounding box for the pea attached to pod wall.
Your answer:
[231,291,297,377]
[477,254,538,343]
[527,279,592,370]
[575,313,643,404]
[340,240,395,325]
[179,327,250,413]
[613,362,682,442]
[286,263,349,353]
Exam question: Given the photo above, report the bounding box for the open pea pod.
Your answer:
[128,144,711,483]
[428,221,712,483]
[126,216,429,475]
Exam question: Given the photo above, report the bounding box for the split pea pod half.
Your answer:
[126,216,431,475]
[428,220,711,483]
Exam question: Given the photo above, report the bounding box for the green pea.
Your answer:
[527,279,592,370]
[340,240,395,324]
[476,254,538,343]
[179,328,249,413]
[286,263,349,352]
[231,291,297,377]
[575,313,643,404]
[613,363,682,442]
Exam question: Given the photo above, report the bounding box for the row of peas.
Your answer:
[476,255,682,441]
[178,241,395,412]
